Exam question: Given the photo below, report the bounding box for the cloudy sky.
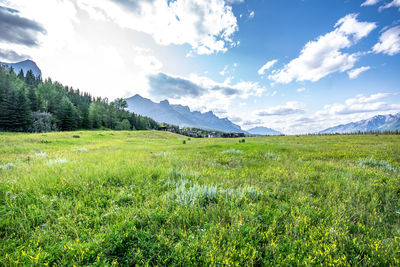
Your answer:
[0,0,399,134]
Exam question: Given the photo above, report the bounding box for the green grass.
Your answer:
[1,131,400,266]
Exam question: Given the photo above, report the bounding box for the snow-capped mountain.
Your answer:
[319,113,400,134]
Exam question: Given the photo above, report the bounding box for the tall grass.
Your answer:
[0,131,399,265]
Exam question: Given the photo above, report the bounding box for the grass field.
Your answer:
[1,131,399,266]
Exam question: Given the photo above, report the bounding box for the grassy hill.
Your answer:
[1,131,399,265]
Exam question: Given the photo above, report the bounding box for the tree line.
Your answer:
[0,65,161,132]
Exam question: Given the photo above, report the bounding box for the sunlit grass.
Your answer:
[1,131,399,265]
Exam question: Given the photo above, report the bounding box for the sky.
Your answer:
[0,0,399,134]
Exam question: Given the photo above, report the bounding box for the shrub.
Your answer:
[115,119,131,131]
[167,178,263,207]
[28,111,58,133]
[358,157,396,171]
[0,163,14,170]
[222,149,243,154]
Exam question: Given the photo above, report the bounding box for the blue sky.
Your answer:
[0,0,399,134]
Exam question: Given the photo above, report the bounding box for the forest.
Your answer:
[0,65,160,132]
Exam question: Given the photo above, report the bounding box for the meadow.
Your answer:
[1,131,399,266]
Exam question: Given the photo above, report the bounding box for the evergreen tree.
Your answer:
[0,65,162,133]
[25,70,37,88]
[17,69,24,80]
[58,97,77,131]
[27,86,40,111]
[14,88,32,131]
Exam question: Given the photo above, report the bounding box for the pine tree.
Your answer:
[58,97,77,131]
[14,88,32,131]
[27,86,40,111]
[17,69,24,80]
[25,70,36,88]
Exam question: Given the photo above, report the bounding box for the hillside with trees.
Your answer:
[0,65,160,132]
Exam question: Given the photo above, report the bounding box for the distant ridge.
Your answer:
[0,59,42,77]
[126,94,246,133]
[247,126,282,136]
[319,112,400,134]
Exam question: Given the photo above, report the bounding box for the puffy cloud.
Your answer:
[0,6,46,46]
[318,93,399,115]
[373,26,400,55]
[148,72,265,100]
[347,66,370,79]
[269,14,376,84]
[257,59,277,75]
[361,0,381,7]
[379,0,400,11]
[297,87,306,93]
[78,0,239,55]
[256,101,305,116]
[344,93,394,105]
[261,93,399,134]
[148,72,205,99]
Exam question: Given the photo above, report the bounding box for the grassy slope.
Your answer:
[0,131,399,266]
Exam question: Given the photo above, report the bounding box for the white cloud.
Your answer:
[249,11,255,19]
[297,87,306,92]
[257,59,277,75]
[347,66,370,79]
[256,101,305,116]
[219,65,229,76]
[344,93,394,105]
[361,0,381,7]
[373,26,400,55]
[265,93,399,134]
[147,72,266,121]
[269,14,376,84]
[318,93,398,115]
[379,0,400,11]
[78,0,239,55]
[226,0,245,4]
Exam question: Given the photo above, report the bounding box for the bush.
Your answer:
[28,112,58,133]
[115,119,131,131]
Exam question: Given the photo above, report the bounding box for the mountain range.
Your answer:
[3,60,398,135]
[0,59,42,77]
[319,113,400,134]
[126,94,247,133]
[246,126,282,136]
